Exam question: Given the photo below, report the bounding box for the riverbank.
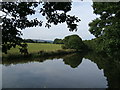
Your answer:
[2,43,85,60]
[3,49,79,60]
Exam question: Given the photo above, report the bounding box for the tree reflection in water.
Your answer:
[84,52,120,88]
[63,53,84,68]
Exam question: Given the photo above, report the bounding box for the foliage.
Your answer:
[1,2,80,54]
[53,38,63,44]
[89,2,120,56]
[83,38,105,53]
[62,35,85,51]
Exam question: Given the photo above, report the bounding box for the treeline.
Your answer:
[24,39,35,43]
[24,39,51,43]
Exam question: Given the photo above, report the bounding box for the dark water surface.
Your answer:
[2,53,120,88]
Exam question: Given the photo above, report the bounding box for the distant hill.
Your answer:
[25,39,53,43]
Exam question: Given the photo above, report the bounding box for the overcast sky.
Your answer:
[22,1,97,41]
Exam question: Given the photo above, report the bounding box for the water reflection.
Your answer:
[2,52,120,88]
[2,54,84,68]
[63,54,83,68]
[84,52,120,88]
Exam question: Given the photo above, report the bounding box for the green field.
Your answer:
[3,43,63,56]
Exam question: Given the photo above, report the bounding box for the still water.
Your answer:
[2,53,120,88]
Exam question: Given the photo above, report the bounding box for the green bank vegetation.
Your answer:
[2,43,78,59]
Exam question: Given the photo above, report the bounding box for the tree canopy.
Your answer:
[1,2,80,54]
[62,35,85,51]
[89,2,120,56]
[53,38,63,44]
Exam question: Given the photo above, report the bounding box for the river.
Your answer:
[2,52,120,88]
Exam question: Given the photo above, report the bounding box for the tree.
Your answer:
[53,38,63,44]
[1,2,80,54]
[62,35,85,51]
[89,2,120,56]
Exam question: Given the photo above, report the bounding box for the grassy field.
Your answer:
[3,43,63,57]
[27,43,62,52]
[3,43,62,54]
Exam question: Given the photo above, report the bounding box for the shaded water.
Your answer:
[2,52,120,88]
